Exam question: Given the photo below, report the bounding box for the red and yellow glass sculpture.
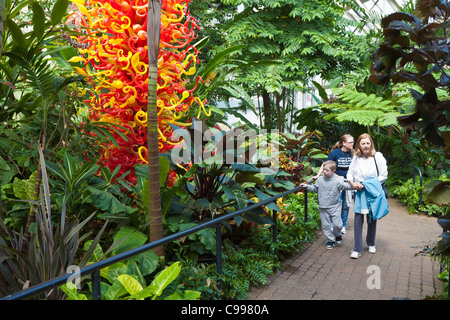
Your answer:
[68,0,206,185]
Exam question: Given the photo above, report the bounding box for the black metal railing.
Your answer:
[386,156,423,205]
[2,184,310,300]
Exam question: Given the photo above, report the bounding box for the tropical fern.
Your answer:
[331,109,383,126]
[323,87,401,127]
[221,240,280,298]
[377,112,402,127]
[339,88,394,110]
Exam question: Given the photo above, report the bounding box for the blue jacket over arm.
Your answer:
[354,177,389,220]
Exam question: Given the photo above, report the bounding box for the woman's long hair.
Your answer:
[354,133,376,157]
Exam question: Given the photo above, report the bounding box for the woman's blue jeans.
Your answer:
[340,191,349,227]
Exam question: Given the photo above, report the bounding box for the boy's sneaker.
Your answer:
[341,227,346,234]
[326,241,335,249]
[350,251,361,259]
[368,246,376,253]
[336,236,342,245]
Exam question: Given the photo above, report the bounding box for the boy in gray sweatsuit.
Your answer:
[300,160,353,249]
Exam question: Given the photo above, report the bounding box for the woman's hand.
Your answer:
[354,182,365,190]
[350,181,364,190]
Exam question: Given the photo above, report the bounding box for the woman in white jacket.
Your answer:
[347,133,388,259]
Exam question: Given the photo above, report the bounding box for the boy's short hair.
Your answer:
[323,160,336,171]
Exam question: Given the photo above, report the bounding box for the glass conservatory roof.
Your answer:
[346,0,410,27]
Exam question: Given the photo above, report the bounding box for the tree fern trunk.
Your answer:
[275,88,286,132]
[147,0,164,256]
[262,90,272,129]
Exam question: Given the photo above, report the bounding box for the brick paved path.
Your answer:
[248,198,445,300]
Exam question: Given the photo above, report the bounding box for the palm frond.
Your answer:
[3,51,55,104]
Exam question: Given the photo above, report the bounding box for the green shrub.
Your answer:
[390,178,447,216]
[218,192,320,299]
[178,260,221,300]
[175,192,321,300]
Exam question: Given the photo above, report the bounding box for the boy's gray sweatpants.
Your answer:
[319,203,343,242]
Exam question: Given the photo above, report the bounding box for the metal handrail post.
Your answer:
[417,168,423,206]
[304,189,308,222]
[216,223,223,291]
[272,209,277,256]
[386,157,424,205]
[92,270,101,300]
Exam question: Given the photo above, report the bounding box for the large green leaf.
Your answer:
[63,152,76,182]
[243,208,273,225]
[89,126,123,148]
[148,261,181,297]
[423,180,450,207]
[12,171,37,200]
[189,45,245,95]
[191,228,216,252]
[196,44,245,81]
[254,188,281,212]
[187,36,210,54]
[132,262,181,300]
[5,19,26,47]
[31,2,46,40]
[91,122,132,146]
[235,172,265,185]
[60,283,88,300]
[101,262,127,283]
[71,162,99,189]
[117,274,144,297]
[51,0,69,26]
[9,0,35,19]
[83,240,104,263]
[165,289,201,300]
[103,279,128,300]
[113,226,147,254]
[221,84,256,113]
[131,250,159,276]
[125,261,146,287]
[0,156,16,185]
[45,161,67,182]
[159,156,171,186]
[222,182,248,209]
[231,163,260,173]
[86,187,137,215]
